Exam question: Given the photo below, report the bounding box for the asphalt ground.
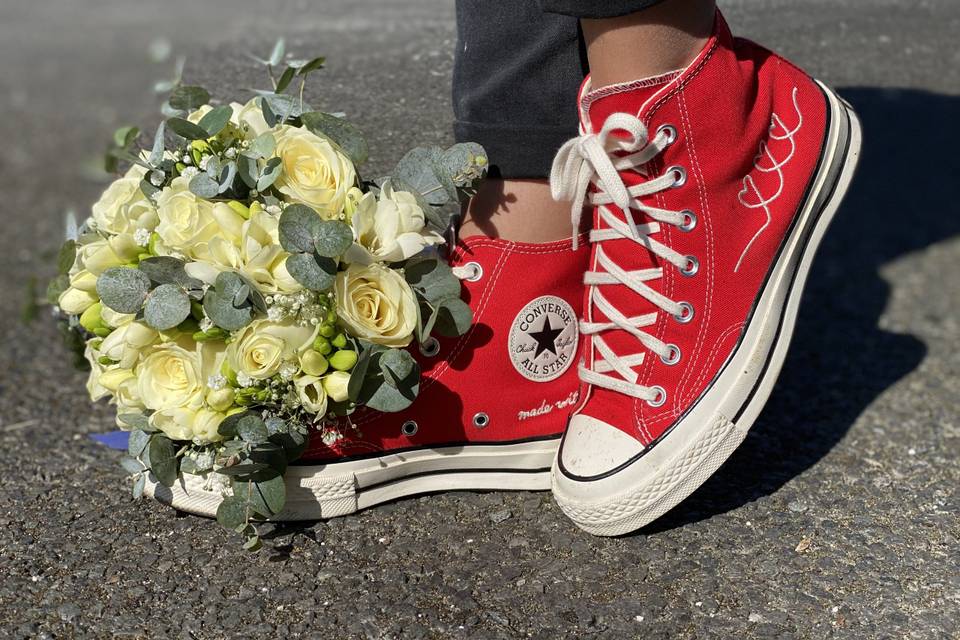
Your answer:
[0,0,958,638]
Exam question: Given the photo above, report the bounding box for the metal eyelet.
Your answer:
[647,386,667,407]
[679,210,697,232]
[419,336,440,357]
[401,420,418,436]
[656,124,677,146]
[668,166,687,188]
[674,301,695,324]
[472,412,490,429]
[660,344,681,365]
[463,261,483,282]
[680,256,699,277]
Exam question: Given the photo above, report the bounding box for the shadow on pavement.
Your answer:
[644,87,959,532]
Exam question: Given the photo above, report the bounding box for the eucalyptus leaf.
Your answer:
[393,147,450,206]
[149,122,166,166]
[218,160,237,194]
[216,462,272,477]
[138,256,201,288]
[119,413,152,431]
[297,56,326,75]
[144,284,192,330]
[113,126,139,149]
[188,173,220,198]
[96,267,151,314]
[234,473,286,517]
[119,456,144,475]
[167,117,210,141]
[169,85,210,111]
[357,348,420,413]
[268,38,286,67]
[404,256,461,304]
[275,66,296,93]
[148,434,178,487]
[434,296,473,337]
[57,240,76,275]
[257,157,283,191]
[216,495,248,529]
[249,132,276,159]
[197,104,232,137]
[46,274,69,306]
[278,204,322,253]
[127,428,151,457]
[301,111,368,166]
[313,220,353,258]
[270,430,308,463]
[237,415,269,444]
[132,473,146,499]
[203,271,254,330]
[285,253,336,291]
[237,154,259,189]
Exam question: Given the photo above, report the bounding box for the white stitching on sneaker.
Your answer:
[735,87,803,272]
[550,116,691,404]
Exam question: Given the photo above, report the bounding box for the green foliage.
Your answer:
[278,205,347,291]
[350,345,420,412]
[168,85,210,111]
[197,105,232,137]
[146,434,178,487]
[144,284,192,330]
[137,256,202,290]
[167,117,209,140]
[301,111,368,166]
[203,271,255,330]
[188,172,219,198]
[96,267,151,314]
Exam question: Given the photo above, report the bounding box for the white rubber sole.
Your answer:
[552,82,863,536]
[144,438,559,521]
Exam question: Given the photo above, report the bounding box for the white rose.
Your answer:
[227,319,316,380]
[151,407,225,445]
[155,177,219,257]
[335,263,417,347]
[345,184,444,264]
[322,370,351,403]
[272,125,357,218]
[92,166,157,235]
[294,375,328,415]
[136,343,204,412]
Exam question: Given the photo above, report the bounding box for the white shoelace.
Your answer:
[550,114,694,404]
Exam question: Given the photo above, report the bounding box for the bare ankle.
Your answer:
[460,179,575,244]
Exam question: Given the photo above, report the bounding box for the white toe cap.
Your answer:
[558,414,645,479]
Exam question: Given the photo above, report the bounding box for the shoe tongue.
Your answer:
[581,73,679,130]
[581,75,679,356]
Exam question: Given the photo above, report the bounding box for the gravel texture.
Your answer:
[1,0,958,638]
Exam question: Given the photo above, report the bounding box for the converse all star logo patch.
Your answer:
[509,295,578,382]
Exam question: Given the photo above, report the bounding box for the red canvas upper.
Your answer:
[302,235,590,462]
[571,12,828,446]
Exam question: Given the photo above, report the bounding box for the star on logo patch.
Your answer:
[508,296,578,382]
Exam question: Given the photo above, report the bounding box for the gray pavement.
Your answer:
[1,1,958,638]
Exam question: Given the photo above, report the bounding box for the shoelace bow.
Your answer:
[550,113,692,403]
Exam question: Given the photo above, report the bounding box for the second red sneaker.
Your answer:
[150,234,590,519]
[549,11,862,535]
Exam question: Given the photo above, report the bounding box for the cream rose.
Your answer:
[91,166,157,235]
[155,177,218,257]
[137,343,204,412]
[227,319,316,380]
[151,407,225,444]
[272,125,357,218]
[77,234,141,276]
[335,263,417,347]
[345,184,444,264]
[294,375,328,415]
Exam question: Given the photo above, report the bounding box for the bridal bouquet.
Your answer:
[49,42,486,549]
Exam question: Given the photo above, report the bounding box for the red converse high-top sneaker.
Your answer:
[549,11,861,536]
[270,234,589,519]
